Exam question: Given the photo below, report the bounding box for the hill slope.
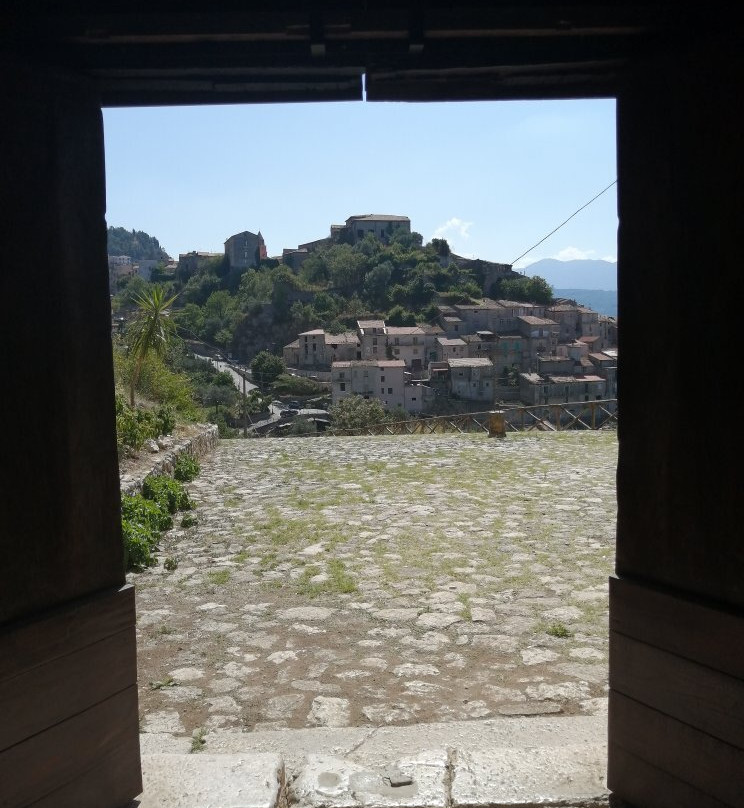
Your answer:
[107,226,170,261]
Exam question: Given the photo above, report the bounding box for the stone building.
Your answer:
[447,357,495,403]
[333,214,410,245]
[224,230,267,270]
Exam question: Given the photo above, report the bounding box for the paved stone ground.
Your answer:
[132,431,617,739]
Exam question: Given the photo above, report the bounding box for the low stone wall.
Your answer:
[120,424,218,498]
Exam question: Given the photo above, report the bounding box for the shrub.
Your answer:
[272,373,324,396]
[156,404,176,436]
[122,493,173,532]
[122,519,158,570]
[174,453,200,482]
[329,395,387,433]
[122,475,194,572]
[142,475,193,513]
[181,513,198,528]
[116,396,178,453]
[209,411,237,438]
[289,417,316,436]
[116,396,148,452]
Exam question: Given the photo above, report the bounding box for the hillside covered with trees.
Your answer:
[107,226,171,261]
[113,225,550,363]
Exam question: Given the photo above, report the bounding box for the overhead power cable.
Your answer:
[511,179,617,267]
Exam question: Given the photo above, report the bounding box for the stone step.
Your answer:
[137,715,608,808]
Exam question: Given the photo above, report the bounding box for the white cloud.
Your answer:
[601,254,617,263]
[553,246,596,261]
[431,217,474,242]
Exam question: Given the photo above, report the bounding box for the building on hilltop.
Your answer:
[177,250,223,277]
[224,230,267,270]
[333,214,411,245]
[280,214,411,266]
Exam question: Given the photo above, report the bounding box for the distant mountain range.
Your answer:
[551,289,617,317]
[523,258,617,291]
[521,258,617,316]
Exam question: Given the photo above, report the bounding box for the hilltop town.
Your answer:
[109,213,617,413]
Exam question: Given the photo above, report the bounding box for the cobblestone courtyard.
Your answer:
[133,432,617,738]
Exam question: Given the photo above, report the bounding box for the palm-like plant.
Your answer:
[127,285,179,406]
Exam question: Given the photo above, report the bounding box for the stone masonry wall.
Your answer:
[120,424,218,498]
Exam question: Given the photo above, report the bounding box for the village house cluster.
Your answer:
[284,299,618,412]
[110,214,617,412]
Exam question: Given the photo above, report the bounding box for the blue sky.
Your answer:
[103,98,616,270]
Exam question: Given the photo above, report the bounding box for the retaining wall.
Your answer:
[120,424,218,498]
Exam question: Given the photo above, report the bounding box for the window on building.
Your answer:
[380,375,385,382]
[373,337,378,346]
[394,337,399,345]
[312,343,316,352]
[340,383,346,391]
[372,346,378,354]
[381,388,385,394]
[413,348,419,355]
[388,387,392,394]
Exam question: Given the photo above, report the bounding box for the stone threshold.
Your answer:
[135,715,609,808]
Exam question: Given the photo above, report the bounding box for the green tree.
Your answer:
[363,261,393,308]
[250,351,286,389]
[491,274,553,305]
[430,237,451,257]
[126,285,179,406]
[329,395,387,432]
[326,245,369,295]
[198,383,238,415]
[386,305,416,326]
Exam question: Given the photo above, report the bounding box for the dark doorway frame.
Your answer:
[2,6,742,806]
